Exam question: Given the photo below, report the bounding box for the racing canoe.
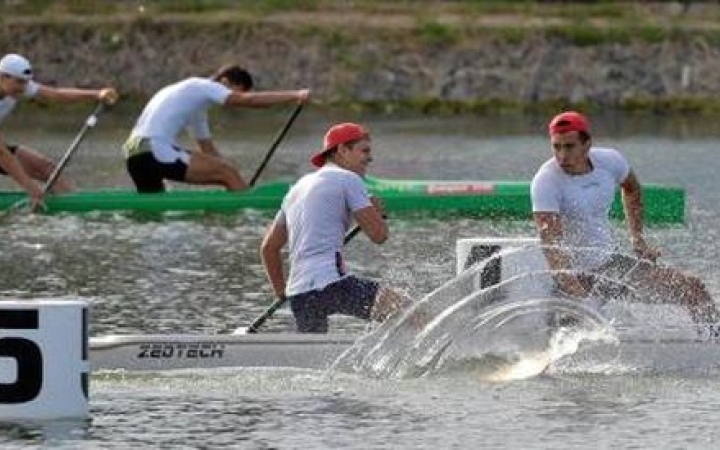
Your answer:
[0,177,685,223]
[90,331,720,373]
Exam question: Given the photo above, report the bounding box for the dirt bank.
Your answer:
[3,4,720,113]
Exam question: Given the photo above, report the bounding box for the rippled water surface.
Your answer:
[2,109,720,448]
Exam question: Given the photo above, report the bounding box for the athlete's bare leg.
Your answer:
[15,146,73,192]
[372,287,429,328]
[626,265,719,324]
[184,152,247,191]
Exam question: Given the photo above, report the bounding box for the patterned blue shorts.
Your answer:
[289,276,380,333]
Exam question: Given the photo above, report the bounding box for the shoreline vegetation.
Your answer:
[3,1,720,115]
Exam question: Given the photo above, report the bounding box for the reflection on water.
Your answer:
[0,418,91,447]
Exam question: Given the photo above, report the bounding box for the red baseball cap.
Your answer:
[310,122,368,168]
[548,111,590,135]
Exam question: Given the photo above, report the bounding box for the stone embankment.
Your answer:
[3,14,720,111]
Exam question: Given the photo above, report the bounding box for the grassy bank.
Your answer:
[0,1,713,20]
[5,1,720,115]
[5,1,720,45]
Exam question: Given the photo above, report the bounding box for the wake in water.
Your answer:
[331,245,620,382]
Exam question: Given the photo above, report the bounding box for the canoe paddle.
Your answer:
[33,102,106,211]
[233,103,304,333]
[238,225,364,334]
[248,102,304,187]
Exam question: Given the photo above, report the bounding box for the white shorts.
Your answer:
[148,138,191,165]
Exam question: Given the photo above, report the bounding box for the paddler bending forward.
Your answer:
[123,64,309,193]
[0,53,117,206]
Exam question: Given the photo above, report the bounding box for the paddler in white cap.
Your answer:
[0,53,118,207]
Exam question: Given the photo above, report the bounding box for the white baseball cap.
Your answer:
[0,53,33,80]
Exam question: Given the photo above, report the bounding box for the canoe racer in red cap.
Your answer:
[260,122,412,333]
[531,111,720,335]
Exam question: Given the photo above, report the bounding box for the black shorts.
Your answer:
[572,253,654,300]
[289,276,380,333]
[0,144,19,175]
[126,151,188,193]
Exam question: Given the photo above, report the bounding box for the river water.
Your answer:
[1,108,720,448]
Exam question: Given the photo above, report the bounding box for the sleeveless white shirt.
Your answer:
[277,163,372,296]
[531,147,630,269]
[0,81,39,124]
[129,77,231,144]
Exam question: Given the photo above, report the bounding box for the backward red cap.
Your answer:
[310,122,368,168]
[548,111,590,135]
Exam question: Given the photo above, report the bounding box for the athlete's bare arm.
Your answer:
[534,211,587,298]
[260,220,289,298]
[225,89,309,108]
[620,170,660,261]
[36,85,118,104]
[353,198,388,244]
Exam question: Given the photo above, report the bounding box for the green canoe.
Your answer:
[0,177,685,224]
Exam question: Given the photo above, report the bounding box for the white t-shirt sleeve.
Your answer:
[345,173,372,212]
[531,167,561,213]
[24,81,40,98]
[274,208,286,226]
[186,80,230,140]
[205,79,232,105]
[594,147,630,183]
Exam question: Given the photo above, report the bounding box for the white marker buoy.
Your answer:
[456,237,545,276]
[0,299,89,420]
[456,237,553,296]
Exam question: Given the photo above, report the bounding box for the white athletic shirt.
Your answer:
[0,81,39,124]
[531,147,630,269]
[277,163,372,296]
[128,77,231,144]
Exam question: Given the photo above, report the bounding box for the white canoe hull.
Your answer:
[90,332,720,374]
[90,333,357,372]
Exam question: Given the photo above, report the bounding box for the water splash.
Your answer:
[330,245,619,381]
[332,293,617,381]
[330,243,717,381]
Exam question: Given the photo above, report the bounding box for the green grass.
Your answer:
[413,20,461,46]
[0,0,709,22]
[3,1,719,45]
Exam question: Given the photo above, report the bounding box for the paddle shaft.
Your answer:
[344,225,362,243]
[244,224,363,334]
[41,102,105,197]
[248,103,304,187]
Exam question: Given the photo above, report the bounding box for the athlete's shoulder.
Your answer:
[332,166,366,187]
[590,146,623,157]
[321,164,360,178]
[182,76,210,84]
[314,166,366,197]
[533,157,561,181]
[172,77,217,90]
[589,146,628,166]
